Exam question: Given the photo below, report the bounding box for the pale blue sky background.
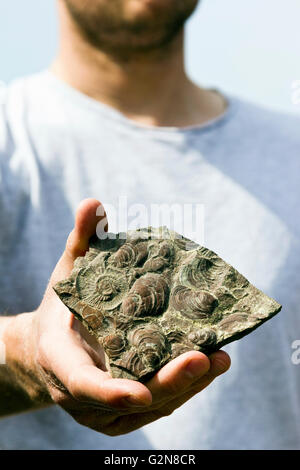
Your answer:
[1,0,300,114]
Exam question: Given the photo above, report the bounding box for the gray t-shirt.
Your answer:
[0,71,300,450]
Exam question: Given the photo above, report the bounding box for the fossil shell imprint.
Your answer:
[122,273,170,317]
[141,241,174,273]
[115,349,146,379]
[180,255,225,290]
[128,325,169,368]
[54,227,282,381]
[166,330,187,343]
[171,285,217,319]
[76,266,128,311]
[219,313,249,333]
[187,328,217,348]
[112,242,148,268]
[102,334,126,359]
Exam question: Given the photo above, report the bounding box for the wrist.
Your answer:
[2,311,52,405]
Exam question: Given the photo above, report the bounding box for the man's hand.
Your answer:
[3,198,230,436]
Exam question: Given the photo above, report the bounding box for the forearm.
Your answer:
[0,312,53,417]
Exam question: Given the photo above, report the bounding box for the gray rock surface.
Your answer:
[54,227,282,382]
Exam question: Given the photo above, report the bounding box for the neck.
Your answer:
[51,5,226,127]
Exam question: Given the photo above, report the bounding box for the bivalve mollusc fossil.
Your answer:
[171,285,217,319]
[122,273,169,318]
[112,241,148,268]
[102,333,126,359]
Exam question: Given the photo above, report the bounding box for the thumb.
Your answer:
[50,198,107,286]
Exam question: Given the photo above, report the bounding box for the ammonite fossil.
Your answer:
[54,227,282,382]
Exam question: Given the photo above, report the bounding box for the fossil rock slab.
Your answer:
[54,227,282,382]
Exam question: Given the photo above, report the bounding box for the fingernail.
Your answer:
[185,359,204,379]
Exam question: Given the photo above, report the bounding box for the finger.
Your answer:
[70,351,230,418]
[206,350,231,377]
[50,198,107,285]
[97,369,214,436]
[150,355,231,418]
[108,351,231,433]
[66,198,108,261]
[148,380,215,423]
[68,365,152,409]
[171,349,231,396]
[65,351,231,436]
[145,351,210,403]
[42,329,152,410]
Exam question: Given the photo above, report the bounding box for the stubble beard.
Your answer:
[63,0,199,60]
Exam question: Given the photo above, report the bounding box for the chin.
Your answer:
[63,0,199,55]
[123,0,198,22]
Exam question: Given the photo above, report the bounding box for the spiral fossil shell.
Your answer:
[76,267,127,311]
[54,227,282,381]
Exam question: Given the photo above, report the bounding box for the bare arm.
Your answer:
[0,199,231,435]
[0,313,52,417]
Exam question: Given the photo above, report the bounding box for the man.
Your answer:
[0,0,299,450]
